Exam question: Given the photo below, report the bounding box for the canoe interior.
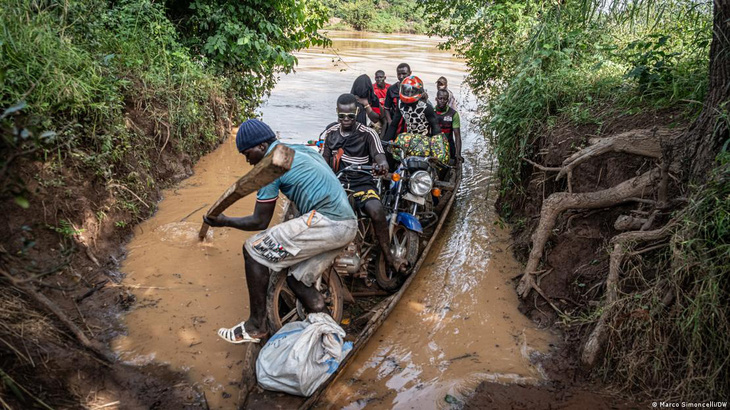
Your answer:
[242,167,461,409]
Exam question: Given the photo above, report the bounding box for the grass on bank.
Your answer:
[602,156,730,400]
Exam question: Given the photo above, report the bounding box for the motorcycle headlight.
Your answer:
[409,171,433,196]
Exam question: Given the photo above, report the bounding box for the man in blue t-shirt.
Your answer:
[204,119,357,344]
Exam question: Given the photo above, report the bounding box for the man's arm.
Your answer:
[385,109,402,141]
[425,104,442,136]
[358,97,381,122]
[203,200,276,231]
[383,85,396,126]
[364,127,388,174]
[453,111,463,161]
[373,153,389,175]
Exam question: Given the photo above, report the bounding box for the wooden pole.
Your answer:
[198,144,295,240]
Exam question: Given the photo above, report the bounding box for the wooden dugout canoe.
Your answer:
[238,166,462,409]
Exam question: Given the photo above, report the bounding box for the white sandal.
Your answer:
[216,321,262,344]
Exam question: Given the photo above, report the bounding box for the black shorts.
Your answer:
[343,181,381,210]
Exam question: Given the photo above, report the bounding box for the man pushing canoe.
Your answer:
[204,119,357,343]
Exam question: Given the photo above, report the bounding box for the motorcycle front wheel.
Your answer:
[375,225,419,292]
[266,268,344,332]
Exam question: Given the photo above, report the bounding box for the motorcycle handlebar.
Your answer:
[427,157,453,169]
[342,165,374,171]
[336,165,373,177]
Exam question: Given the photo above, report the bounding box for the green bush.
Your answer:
[424,0,720,400]
[322,0,426,33]
[0,0,231,215]
[425,0,711,193]
[369,11,422,33]
[340,0,376,30]
[165,0,330,112]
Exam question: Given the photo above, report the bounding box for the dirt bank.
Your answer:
[0,103,233,408]
[507,105,687,321]
[469,105,693,404]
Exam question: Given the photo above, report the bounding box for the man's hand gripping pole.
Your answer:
[198,144,295,240]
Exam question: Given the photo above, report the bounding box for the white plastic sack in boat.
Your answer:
[256,312,353,396]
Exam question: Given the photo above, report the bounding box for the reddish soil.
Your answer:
[502,106,689,327]
[465,382,641,410]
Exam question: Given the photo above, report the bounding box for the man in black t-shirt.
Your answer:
[383,63,411,128]
[323,93,407,273]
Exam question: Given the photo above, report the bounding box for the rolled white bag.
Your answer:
[256,312,352,396]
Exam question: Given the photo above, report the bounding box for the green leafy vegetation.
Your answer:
[1,0,328,225]
[1,0,230,220]
[49,219,85,238]
[323,0,427,33]
[424,0,724,401]
[0,1,330,405]
[165,0,330,112]
[424,0,711,193]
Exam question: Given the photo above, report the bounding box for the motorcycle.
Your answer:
[266,151,420,331]
[375,140,457,288]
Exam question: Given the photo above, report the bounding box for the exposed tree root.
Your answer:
[581,226,672,369]
[0,268,114,364]
[516,168,661,298]
[556,128,672,182]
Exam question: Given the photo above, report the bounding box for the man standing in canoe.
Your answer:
[373,70,390,116]
[204,119,357,343]
[383,63,412,128]
[435,88,463,165]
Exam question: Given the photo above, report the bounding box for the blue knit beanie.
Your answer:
[235,119,276,152]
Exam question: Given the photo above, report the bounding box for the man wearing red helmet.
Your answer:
[384,75,441,141]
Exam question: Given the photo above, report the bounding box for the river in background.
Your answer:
[113,31,554,409]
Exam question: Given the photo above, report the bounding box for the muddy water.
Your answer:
[111,134,265,406]
[317,132,554,409]
[114,31,554,409]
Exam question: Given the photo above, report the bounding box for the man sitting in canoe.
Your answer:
[204,119,357,343]
[322,93,408,273]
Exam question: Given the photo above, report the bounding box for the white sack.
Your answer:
[256,313,352,396]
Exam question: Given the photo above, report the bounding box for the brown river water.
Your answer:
[113,31,555,409]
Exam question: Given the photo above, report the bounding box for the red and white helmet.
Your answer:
[399,76,424,104]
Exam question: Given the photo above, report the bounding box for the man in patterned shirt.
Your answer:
[385,75,441,141]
